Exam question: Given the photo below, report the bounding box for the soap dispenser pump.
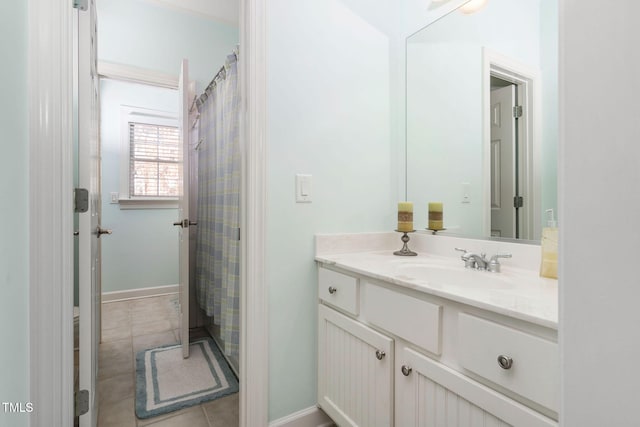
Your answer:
[540,209,558,279]
[545,208,557,227]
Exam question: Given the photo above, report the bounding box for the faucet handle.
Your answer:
[455,247,468,256]
[488,253,512,273]
[455,248,476,269]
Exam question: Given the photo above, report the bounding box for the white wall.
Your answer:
[100,79,180,293]
[0,2,29,426]
[266,0,402,420]
[560,1,640,425]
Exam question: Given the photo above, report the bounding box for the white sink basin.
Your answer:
[395,263,513,290]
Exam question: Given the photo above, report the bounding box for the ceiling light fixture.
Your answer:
[459,0,488,14]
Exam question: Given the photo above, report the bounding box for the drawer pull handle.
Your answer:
[497,355,513,370]
[375,350,386,360]
[328,286,337,294]
[401,365,412,376]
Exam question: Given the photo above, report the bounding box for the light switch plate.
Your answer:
[461,183,471,204]
[295,174,312,203]
[110,192,119,204]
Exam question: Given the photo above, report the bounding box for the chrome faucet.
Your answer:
[455,248,512,273]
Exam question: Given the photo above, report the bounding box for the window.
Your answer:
[119,106,180,208]
[129,122,179,197]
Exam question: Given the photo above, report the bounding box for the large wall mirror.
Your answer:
[406,0,557,242]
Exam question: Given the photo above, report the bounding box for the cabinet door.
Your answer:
[318,305,393,427]
[396,347,556,427]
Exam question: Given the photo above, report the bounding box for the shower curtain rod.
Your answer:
[195,51,238,109]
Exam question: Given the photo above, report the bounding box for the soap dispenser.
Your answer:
[540,209,558,279]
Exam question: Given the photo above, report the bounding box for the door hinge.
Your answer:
[73,0,88,10]
[74,188,89,213]
[513,105,523,119]
[513,196,524,208]
[75,389,89,416]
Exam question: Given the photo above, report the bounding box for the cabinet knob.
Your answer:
[375,350,386,360]
[497,355,513,370]
[401,365,412,376]
[328,286,337,294]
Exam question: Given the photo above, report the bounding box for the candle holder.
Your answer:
[426,227,447,235]
[393,230,418,256]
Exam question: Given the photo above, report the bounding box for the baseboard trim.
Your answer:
[102,284,179,302]
[269,406,333,427]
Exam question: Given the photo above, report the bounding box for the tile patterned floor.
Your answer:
[97,294,239,427]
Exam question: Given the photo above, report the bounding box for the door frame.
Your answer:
[27,0,269,426]
[489,83,518,238]
[239,0,269,424]
[482,48,541,240]
[28,0,75,425]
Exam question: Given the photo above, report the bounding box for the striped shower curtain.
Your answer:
[195,52,240,359]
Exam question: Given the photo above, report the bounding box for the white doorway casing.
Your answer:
[28,0,270,426]
[239,0,269,425]
[28,0,75,425]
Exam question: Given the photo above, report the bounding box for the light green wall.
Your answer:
[267,0,400,420]
[100,79,179,293]
[97,0,239,92]
[0,2,29,426]
[540,0,558,225]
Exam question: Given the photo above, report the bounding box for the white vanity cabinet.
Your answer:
[317,265,558,427]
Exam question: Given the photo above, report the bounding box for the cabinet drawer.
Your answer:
[363,283,442,355]
[318,267,359,315]
[458,313,559,412]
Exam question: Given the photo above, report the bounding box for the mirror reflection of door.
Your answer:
[490,76,519,238]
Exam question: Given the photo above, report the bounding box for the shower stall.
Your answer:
[187,50,240,374]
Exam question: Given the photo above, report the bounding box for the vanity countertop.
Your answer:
[316,250,558,330]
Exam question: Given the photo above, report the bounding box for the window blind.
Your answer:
[129,122,180,197]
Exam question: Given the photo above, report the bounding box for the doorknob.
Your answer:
[173,219,198,228]
[96,226,112,238]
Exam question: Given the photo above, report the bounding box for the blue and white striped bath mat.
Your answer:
[135,338,238,419]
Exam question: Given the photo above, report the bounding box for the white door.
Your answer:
[78,0,104,425]
[490,85,517,238]
[176,59,191,358]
